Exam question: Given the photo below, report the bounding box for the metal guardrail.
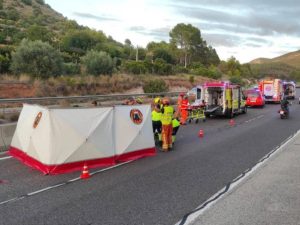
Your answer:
[0,92,181,104]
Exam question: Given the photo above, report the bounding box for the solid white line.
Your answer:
[0,156,11,161]
[175,129,300,225]
[0,160,134,206]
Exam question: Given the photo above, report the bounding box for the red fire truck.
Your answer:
[259,79,283,103]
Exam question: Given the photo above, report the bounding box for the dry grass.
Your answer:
[1,73,217,98]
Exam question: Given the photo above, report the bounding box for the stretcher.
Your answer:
[187,104,206,123]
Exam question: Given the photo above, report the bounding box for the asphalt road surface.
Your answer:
[1,95,300,225]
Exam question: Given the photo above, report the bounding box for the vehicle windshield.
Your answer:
[247,92,259,98]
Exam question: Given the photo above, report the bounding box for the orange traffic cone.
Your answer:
[80,163,90,179]
[198,129,204,138]
[229,119,235,126]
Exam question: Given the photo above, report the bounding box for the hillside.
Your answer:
[0,0,72,45]
[249,50,300,68]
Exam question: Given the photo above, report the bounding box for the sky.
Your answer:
[45,0,300,63]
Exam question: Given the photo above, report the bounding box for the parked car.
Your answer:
[245,89,265,107]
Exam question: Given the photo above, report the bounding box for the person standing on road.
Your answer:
[152,100,162,145]
[180,95,189,125]
[161,97,174,151]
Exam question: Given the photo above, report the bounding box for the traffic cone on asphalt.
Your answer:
[229,119,235,126]
[198,129,204,138]
[80,163,90,179]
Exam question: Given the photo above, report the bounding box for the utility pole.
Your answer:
[136,45,139,62]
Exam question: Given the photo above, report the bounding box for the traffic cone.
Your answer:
[80,163,90,179]
[198,129,204,138]
[229,119,235,126]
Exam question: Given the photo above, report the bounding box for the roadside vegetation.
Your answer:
[1,0,300,98]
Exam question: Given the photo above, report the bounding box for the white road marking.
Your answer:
[0,156,11,161]
[244,114,264,123]
[175,129,300,225]
[0,160,133,206]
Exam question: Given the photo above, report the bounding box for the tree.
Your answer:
[61,29,106,61]
[27,25,53,43]
[169,23,203,68]
[11,39,63,78]
[81,50,114,75]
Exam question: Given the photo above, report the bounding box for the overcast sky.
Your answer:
[45,0,300,63]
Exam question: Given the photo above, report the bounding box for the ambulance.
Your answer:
[203,81,247,118]
[283,81,296,99]
[259,79,283,103]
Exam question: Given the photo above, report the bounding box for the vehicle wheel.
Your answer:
[188,119,191,123]
[195,119,199,124]
[242,107,247,114]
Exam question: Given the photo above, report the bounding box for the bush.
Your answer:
[123,61,147,74]
[63,63,81,75]
[21,0,32,5]
[153,58,173,75]
[81,50,114,75]
[173,65,189,74]
[143,79,169,93]
[11,39,63,78]
[0,55,10,73]
[35,0,45,5]
[189,75,195,84]
[191,65,222,79]
[229,76,244,85]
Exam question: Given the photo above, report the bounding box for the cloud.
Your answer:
[73,12,119,22]
[129,26,170,41]
[202,33,242,47]
[168,1,300,38]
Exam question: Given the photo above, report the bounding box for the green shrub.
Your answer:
[143,79,169,93]
[153,58,173,75]
[229,76,243,85]
[81,50,114,75]
[35,0,45,5]
[63,62,81,75]
[173,65,189,74]
[11,39,63,78]
[191,65,222,79]
[189,75,195,84]
[21,0,32,5]
[0,55,11,73]
[6,9,20,21]
[123,61,147,74]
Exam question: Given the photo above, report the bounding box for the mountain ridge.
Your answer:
[249,50,300,68]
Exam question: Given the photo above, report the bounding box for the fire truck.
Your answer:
[259,79,283,103]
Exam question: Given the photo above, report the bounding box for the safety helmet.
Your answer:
[154,97,161,104]
[136,97,143,104]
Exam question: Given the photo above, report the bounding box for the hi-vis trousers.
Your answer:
[162,124,173,151]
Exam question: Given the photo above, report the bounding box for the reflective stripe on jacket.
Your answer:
[181,99,189,110]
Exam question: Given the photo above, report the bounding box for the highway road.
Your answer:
[1,96,300,225]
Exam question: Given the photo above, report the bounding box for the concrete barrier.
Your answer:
[0,123,16,152]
